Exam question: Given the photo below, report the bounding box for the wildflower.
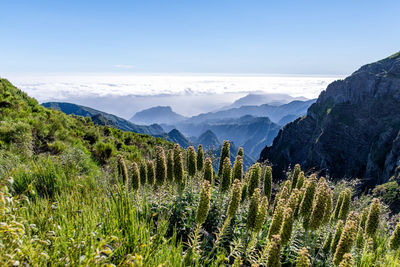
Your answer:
[232,155,243,181]
[333,220,357,265]
[309,178,329,230]
[218,141,230,177]
[338,253,354,267]
[196,181,211,225]
[173,144,185,187]
[296,247,311,267]
[268,198,285,240]
[197,144,204,172]
[248,163,261,197]
[166,149,174,182]
[389,219,400,251]
[333,191,344,220]
[266,235,282,267]
[187,146,197,177]
[139,160,147,185]
[263,166,272,200]
[237,147,244,157]
[365,198,380,237]
[296,171,305,190]
[338,189,351,221]
[331,220,344,254]
[292,164,301,190]
[203,157,213,184]
[322,232,333,253]
[117,155,128,184]
[247,189,261,230]
[299,175,317,229]
[220,157,232,192]
[254,196,268,233]
[227,179,242,218]
[146,160,155,186]
[280,207,294,245]
[131,162,140,190]
[155,146,166,186]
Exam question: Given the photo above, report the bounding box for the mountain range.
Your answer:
[260,51,400,188]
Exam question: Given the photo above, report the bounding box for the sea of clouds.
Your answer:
[6,74,342,119]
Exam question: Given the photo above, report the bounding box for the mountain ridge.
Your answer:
[260,51,400,187]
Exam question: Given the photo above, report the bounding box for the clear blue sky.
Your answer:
[1,0,399,75]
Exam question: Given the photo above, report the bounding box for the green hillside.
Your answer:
[2,79,400,266]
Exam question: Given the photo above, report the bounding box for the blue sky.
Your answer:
[1,0,399,75]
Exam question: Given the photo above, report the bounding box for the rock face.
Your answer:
[260,52,400,187]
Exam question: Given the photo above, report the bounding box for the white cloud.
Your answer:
[114,64,134,69]
[6,74,343,118]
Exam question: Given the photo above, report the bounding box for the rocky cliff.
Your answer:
[260,52,400,187]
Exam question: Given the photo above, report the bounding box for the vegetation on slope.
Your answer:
[2,79,400,266]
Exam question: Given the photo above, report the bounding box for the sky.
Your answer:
[1,0,399,75]
[0,1,399,117]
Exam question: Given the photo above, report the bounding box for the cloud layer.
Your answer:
[6,74,342,118]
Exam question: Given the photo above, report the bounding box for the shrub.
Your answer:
[94,141,114,164]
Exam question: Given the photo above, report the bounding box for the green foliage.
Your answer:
[3,79,400,267]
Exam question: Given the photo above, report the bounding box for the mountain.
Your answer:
[195,130,220,149]
[130,106,186,125]
[165,129,190,148]
[42,102,165,136]
[169,115,280,159]
[227,93,309,108]
[185,99,316,125]
[260,52,400,187]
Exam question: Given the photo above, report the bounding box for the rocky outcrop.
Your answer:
[260,52,400,187]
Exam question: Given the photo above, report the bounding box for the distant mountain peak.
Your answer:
[226,93,309,109]
[130,105,186,125]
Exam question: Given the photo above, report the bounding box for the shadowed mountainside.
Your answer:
[260,52,400,188]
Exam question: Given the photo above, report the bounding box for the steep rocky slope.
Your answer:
[260,52,400,187]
